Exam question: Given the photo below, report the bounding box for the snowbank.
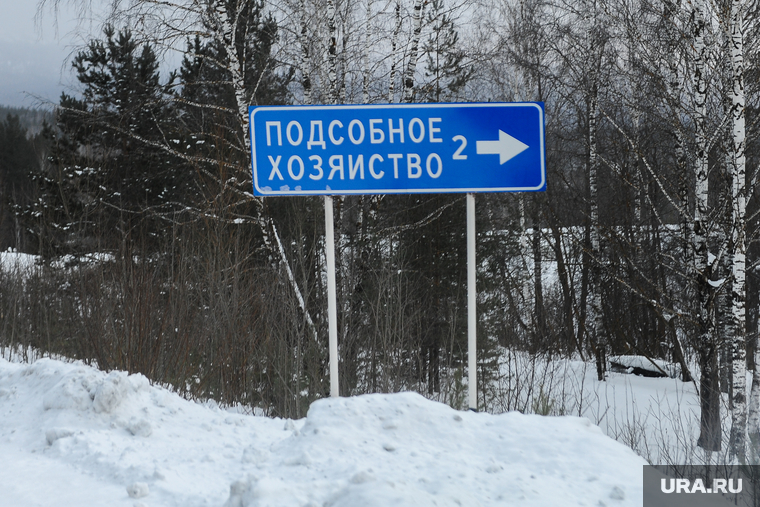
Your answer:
[0,356,646,506]
[228,393,646,507]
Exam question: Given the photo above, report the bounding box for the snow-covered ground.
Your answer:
[489,352,703,465]
[0,249,36,272]
[0,354,648,507]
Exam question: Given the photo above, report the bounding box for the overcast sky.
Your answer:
[0,1,102,108]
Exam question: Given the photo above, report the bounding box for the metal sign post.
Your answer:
[324,195,339,398]
[249,102,546,404]
[467,193,477,410]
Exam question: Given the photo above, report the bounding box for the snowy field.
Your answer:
[0,353,649,507]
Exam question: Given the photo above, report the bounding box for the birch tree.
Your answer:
[402,0,426,102]
[585,0,758,455]
[548,0,612,380]
[603,0,726,450]
[747,7,760,452]
[726,0,748,462]
[585,3,608,380]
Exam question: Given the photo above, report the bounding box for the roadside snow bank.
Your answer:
[225,392,646,507]
[0,356,646,507]
[0,357,286,507]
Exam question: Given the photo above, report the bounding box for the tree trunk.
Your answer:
[403,0,426,103]
[388,2,401,103]
[588,83,605,381]
[728,0,747,462]
[326,0,339,104]
[692,0,720,452]
[749,320,760,460]
[547,205,582,358]
[213,2,251,155]
[697,340,722,451]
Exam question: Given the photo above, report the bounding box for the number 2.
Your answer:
[452,135,467,160]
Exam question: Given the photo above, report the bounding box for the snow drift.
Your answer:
[0,356,646,506]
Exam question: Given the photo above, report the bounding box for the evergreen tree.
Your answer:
[29,26,194,257]
[0,114,38,189]
[0,114,41,250]
[418,0,472,103]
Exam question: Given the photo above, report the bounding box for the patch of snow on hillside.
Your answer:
[0,249,36,272]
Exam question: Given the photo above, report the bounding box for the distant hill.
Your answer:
[0,106,53,136]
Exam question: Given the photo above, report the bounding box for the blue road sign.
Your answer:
[249,102,545,196]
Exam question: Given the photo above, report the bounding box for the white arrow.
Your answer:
[476,130,529,164]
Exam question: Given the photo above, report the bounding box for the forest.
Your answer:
[1,0,760,464]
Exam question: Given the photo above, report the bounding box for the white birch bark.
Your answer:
[631,109,642,225]
[728,0,747,462]
[388,2,402,103]
[212,3,319,338]
[326,0,339,103]
[402,0,426,103]
[587,98,600,269]
[692,0,709,324]
[209,2,251,154]
[588,85,605,381]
